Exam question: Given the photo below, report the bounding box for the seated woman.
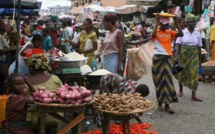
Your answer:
[26,54,62,134]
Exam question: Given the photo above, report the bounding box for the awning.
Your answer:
[115,5,139,14]
[84,5,107,13]
[0,8,39,16]
[139,6,152,13]
[105,6,115,13]
[0,0,42,9]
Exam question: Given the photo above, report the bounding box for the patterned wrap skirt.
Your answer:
[175,45,199,91]
[152,55,178,104]
[102,53,119,74]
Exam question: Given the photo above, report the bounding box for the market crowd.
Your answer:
[0,12,214,133]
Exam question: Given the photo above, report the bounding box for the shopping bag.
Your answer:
[139,41,154,66]
[127,48,147,81]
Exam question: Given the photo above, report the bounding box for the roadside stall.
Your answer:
[82,5,107,21]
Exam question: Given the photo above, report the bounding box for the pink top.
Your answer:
[102,29,120,55]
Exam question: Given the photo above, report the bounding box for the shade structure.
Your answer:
[0,8,39,16]
[0,0,41,9]
[105,6,115,13]
[115,5,139,14]
[84,5,107,13]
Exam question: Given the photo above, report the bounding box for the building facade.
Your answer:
[71,0,127,13]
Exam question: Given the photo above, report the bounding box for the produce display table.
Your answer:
[102,113,132,134]
[35,102,86,134]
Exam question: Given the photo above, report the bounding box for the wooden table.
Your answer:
[36,104,86,134]
[102,113,133,134]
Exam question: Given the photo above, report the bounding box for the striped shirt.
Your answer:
[99,74,138,94]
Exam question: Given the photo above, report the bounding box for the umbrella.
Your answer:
[84,5,107,13]
[0,8,39,16]
[0,0,41,9]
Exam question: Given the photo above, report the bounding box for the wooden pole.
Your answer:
[14,0,21,73]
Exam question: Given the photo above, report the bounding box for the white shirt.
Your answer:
[0,34,10,61]
[72,32,80,43]
[66,26,73,37]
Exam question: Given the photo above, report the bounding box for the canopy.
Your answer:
[84,5,107,13]
[0,0,42,9]
[0,8,39,16]
[115,5,139,14]
[105,6,115,13]
[139,6,153,13]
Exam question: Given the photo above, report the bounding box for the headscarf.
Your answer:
[27,54,52,71]
[185,13,199,22]
[160,17,170,24]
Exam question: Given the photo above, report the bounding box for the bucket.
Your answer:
[0,96,8,128]
[24,49,46,58]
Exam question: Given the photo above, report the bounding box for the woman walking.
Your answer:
[152,15,183,114]
[97,14,124,74]
[174,13,202,102]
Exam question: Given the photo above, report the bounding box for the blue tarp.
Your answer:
[0,0,42,9]
[0,8,39,16]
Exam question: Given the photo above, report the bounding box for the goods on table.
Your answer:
[88,69,111,76]
[64,52,86,61]
[202,60,215,66]
[93,93,154,113]
[33,84,92,105]
[83,123,157,134]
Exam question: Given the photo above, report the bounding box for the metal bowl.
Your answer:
[202,66,215,72]
[54,58,88,68]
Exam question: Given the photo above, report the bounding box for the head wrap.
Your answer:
[27,54,52,71]
[185,13,198,22]
[160,17,170,24]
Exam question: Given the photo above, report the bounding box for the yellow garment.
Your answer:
[79,31,97,66]
[26,75,62,130]
[32,75,63,91]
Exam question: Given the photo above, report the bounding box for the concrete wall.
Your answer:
[102,0,127,7]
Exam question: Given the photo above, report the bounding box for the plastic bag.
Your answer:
[127,48,147,81]
[139,41,154,66]
[85,39,93,50]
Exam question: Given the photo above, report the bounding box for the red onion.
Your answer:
[41,93,48,98]
[43,98,53,103]
[64,84,69,89]
[48,92,54,98]
[75,99,82,105]
[52,97,57,102]
[83,96,92,103]
[65,94,71,99]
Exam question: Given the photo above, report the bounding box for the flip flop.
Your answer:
[178,92,183,97]
[164,107,175,114]
[157,106,163,111]
[191,97,202,102]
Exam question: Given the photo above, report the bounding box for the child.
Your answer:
[6,73,35,134]
[100,74,150,97]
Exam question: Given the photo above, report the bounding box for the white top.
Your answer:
[0,34,10,61]
[66,26,73,37]
[72,32,80,43]
[18,41,32,69]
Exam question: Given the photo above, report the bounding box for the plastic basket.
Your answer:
[24,49,46,58]
[0,96,8,128]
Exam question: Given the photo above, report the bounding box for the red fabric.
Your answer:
[38,25,43,30]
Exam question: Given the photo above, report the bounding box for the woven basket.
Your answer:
[34,99,94,108]
[94,100,154,115]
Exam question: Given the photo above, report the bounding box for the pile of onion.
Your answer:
[33,84,92,104]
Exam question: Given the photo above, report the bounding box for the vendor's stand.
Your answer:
[93,93,155,134]
[34,101,93,134]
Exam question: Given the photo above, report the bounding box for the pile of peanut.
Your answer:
[93,93,154,113]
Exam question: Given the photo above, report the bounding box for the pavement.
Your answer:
[1,67,215,134]
[133,67,215,134]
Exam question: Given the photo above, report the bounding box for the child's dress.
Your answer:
[6,94,34,134]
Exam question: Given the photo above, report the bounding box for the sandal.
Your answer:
[191,97,202,102]
[178,92,183,97]
[157,106,163,111]
[164,107,175,114]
